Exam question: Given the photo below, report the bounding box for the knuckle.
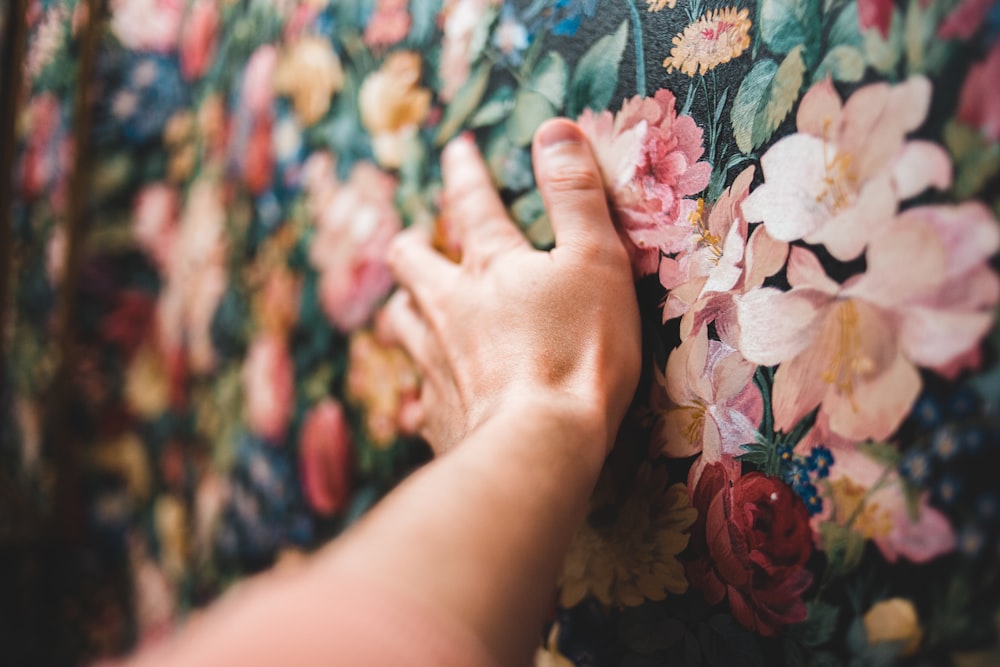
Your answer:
[542,164,605,195]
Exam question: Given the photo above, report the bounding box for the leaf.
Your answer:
[731,46,805,154]
[819,521,866,576]
[863,8,904,76]
[529,51,568,110]
[812,45,866,83]
[435,63,491,145]
[828,3,864,49]
[407,0,441,45]
[506,90,556,146]
[469,85,516,128]
[789,602,840,648]
[567,19,628,116]
[467,4,499,64]
[759,0,820,61]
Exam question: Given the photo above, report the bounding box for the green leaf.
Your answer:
[468,5,499,64]
[828,3,864,49]
[469,85,516,128]
[819,521,866,576]
[529,51,568,110]
[813,45,866,83]
[862,8,904,76]
[407,0,441,45]
[435,63,491,145]
[759,0,820,61]
[567,19,628,117]
[731,47,805,154]
[789,602,840,648]
[506,91,556,146]
[512,190,554,248]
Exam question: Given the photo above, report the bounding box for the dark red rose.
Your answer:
[686,463,813,636]
[299,399,352,516]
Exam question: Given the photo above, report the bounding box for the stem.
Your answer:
[625,0,647,97]
[680,79,696,116]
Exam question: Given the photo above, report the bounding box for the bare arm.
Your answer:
[123,119,640,667]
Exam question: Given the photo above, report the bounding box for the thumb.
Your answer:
[531,118,619,253]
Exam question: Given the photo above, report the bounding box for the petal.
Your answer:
[891,141,952,200]
[772,352,829,433]
[796,78,843,137]
[847,216,947,306]
[899,306,995,370]
[804,172,896,261]
[742,225,789,291]
[824,351,921,441]
[786,246,840,293]
[736,288,826,366]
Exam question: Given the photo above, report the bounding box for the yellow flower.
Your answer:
[559,463,697,608]
[662,7,751,76]
[646,0,676,10]
[346,329,420,448]
[274,36,345,126]
[359,51,432,168]
[864,598,924,657]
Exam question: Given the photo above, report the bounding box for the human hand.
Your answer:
[381,119,641,457]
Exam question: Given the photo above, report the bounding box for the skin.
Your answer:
[123,118,641,667]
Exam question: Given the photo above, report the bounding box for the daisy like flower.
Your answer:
[662,8,751,77]
[559,464,696,608]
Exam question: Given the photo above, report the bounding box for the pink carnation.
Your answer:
[110,0,184,52]
[179,0,219,81]
[579,89,712,276]
[299,399,353,516]
[364,0,411,49]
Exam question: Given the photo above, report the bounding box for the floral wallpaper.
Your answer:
[4,0,1000,665]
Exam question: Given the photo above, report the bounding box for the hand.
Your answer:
[381,118,641,457]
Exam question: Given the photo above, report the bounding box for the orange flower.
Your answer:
[662,7,751,76]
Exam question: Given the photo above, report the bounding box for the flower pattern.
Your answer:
[7,0,1000,665]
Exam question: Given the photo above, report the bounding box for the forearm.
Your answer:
[323,397,607,666]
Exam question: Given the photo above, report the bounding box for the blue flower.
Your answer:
[784,459,810,489]
[932,427,961,462]
[807,446,834,479]
[493,6,532,66]
[976,492,1000,525]
[934,474,962,506]
[910,393,943,429]
[777,443,794,464]
[947,386,979,420]
[959,426,985,455]
[958,524,986,558]
[796,482,823,516]
[900,450,933,485]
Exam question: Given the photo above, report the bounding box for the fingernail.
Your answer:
[536,120,583,150]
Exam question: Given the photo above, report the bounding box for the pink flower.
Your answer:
[347,327,420,447]
[579,89,712,276]
[802,432,956,563]
[736,202,999,441]
[19,93,70,205]
[110,0,184,52]
[957,42,1000,142]
[156,179,228,374]
[132,183,179,273]
[938,0,994,39]
[364,0,411,49]
[243,334,295,443]
[741,77,952,261]
[857,0,894,37]
[243,115,274,195]
[179,0,219,81]
[658,166,787,341]
[299,399,353,516]
[308,162,401,332]
[651,327,762,487]
[241,45,278,117]
[438,0,500,102]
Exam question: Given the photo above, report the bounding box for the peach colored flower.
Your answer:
[438,0,499,102]
[658,166,788,342]
[132,183,179,272]
[579,89,712,276]
[359,51,431,169]
[346,328,419,447]
[804,433,956,563]
[254,267,301,337]
[308,162,401,332]
[651,327,761,488]
[273,36,344,126]
[243,334,295,442]
[179,0,219,81]
[156,179,227,374]
[299,399,352,516]
[242,45,278,116]
[863,598,923,656]
[364,0,411,49]
[957,42,1000,142]
[110,0,184,52]
[741,77,952,261]
[736,202,999,441]
[662,7,751,77]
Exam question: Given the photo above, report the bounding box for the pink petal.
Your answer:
[796,78,843,137]
[786,246,840,294]
[736,288,826,366]
[891,140,952,200]
[824,351,921,441]
[899,306,995,370]
[772,351,829,433]
[742,225,788,291]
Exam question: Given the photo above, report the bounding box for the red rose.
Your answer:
[686,463,813,636]
[299,399,352,516]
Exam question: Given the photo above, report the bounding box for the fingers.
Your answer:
[387,226,459,309]
[531,119,619,254]
[442,135,527,260]
[379,289,432,366]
